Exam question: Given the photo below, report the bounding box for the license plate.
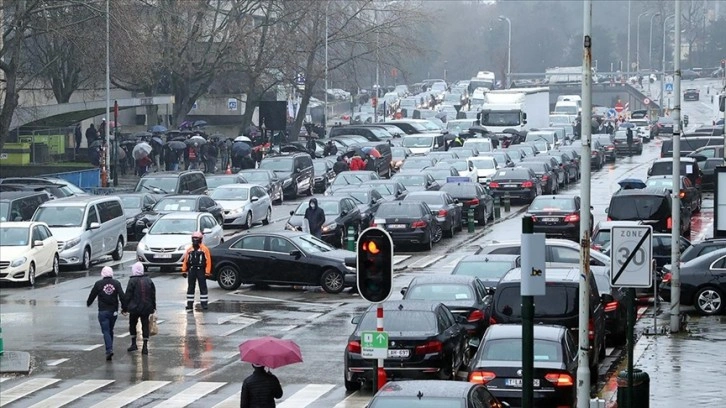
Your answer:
[387,224,406,229]
[155,254,172,259]
[388,349,410,358]
[505,378,540,387]
[505,184,518,188]
[542,217,559,222]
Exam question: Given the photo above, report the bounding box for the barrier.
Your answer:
[41,168,101,189]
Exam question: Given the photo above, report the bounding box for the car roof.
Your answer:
[158,211,204,220]
[612,187,670,197]
[0,191,48,200]
[375,300,442,312]
[460,254,518,263]
[39,195,119,206]
[409,275,479,286]
[376,380,475,398]
[484,324,567,341]
[500,267,580,283]
[141,171,199,178]
[0,221,38,228]
[238,230,307,239]
[653,157,697,164]
[213,183,258,189]
[159,194,203,200]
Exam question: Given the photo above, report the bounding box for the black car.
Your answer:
[423,166,460,186]
[652,233,691,271]
[590,269,628,345]
[556,149,580,179]
[0,191,52,222]
[702,158,725,190]
[330,186,384,227]
[660,248,726,315]
[440,181,494,226]
[541,153,577,185]
[488,167,542,203]
[680,238,726,263]
[371,201,439,250]
[526,195,591,242]
[134,170,207,195]
[683,88,700,101]
[328,125,393,142]
[285,196,361,248]
[208,231,355,293]
[347,142,395,178]
[517,161,558,195]
[134,194,224,239]
[645,175,702,214]
[451,254,519,289]
[325,171,380,195]
[368,380,504,408]
[521,156,566,186]
[589,141,606,170]
[468,324,578,408]
[205,174,249,193]
[360,180,409,201]
[391,172,440,192]
[312,159,336,193]
[259,153,314,198]
[118,192,160,241]
[344,300,470,390]
[607,187,691,237]
[613,130,643,156]
[647,157,703,190]
[592,134,616,162]
[404,191,463,238]
[0,177,86,199]
[237,169,284,204]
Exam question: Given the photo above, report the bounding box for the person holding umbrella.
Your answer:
[240,364,283,408]
[238,336,303,408]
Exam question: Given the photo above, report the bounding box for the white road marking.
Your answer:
[115,332,131,338]
[185,368,207,376]
[88,381,170,408]
[306,312,322,320]
[151,382,226,407]
[27,379,114,408]
[220,326,245,337]
[230,293,339,308]
[408,255,445,269]
[277,384,336,408]
[82,344,103,351]
[439,254,467,269]
[278,325,298,332]
[46,359,69,366]
[393,255,411,265]
[332,391,371,408]
[0,378,60,407]
[224,351,239,359]
[210,393,240,408]
[0,378,10,383]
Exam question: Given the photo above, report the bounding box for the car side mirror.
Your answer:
[453,198,459,204]
[89,222,100,230]
[33,240,44,248]
[143,204,153,211]
[202,228,212,234]
[605,207,609,213]
[400,287,408,296]
[600,293,615,304]
[142,228,149,234]
[351,315,361,325]
[251,196,259,202]
[486,287,495,296]
[468,337,481,349]
[341,210,348,216]
[289,210,295,216]
[290,249,302,259]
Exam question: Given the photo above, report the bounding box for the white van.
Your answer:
[526,130,559,150]
[402,134,446,155]
[554,101,579,115]
[33,196,127,270]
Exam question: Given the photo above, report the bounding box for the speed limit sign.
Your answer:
[610,226,653,288]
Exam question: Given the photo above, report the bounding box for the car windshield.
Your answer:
[148,218,197,235]
[393,175,426,187]
[592,230,611,247]
[529,197,576,211]
[290,235,333,253]
[402,136,434,148]
[550,116,571,125]
[119,196,142,210]
[391,148,408,158]
[445,161,468,172]
[0,227,29,246]
[469,158,495,169]
[239,171,271,182]
[441,184,477,197]
[426,169,455,179]
[369,397,464,408]
[526,133,554,145]
[520,162,546,172]
[464,140,492,152]
[481,112,521,126]
[478,339,562,363]
[154,198,197,212]
[453,261,514,280]
[496,285,577,317]
[135,177,178,194]
[260,158,293,172]
[210,187,249,201]
[366,183,395,196]
[377,203,423,217]
[494,169,530,180]
[333,173,368,185]
[33,206,84,227]
[406,283,474,301]
[294,201,340,216]
[533,141,549,151]
[609,196,668,220]
[359,310,437,335]
[206,177,240,189]
[554,105,578,115]
[339,191,370,204]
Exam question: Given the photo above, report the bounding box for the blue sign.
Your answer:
[665,83,673,92]
[296,73,306,85]
[446,176,473,183]
[192,102,198,110]
[607,108,617,118]
[228,98,238,111]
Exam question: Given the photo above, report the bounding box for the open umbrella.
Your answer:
[120,140,137,147]
[618,178,646,190]
[239,337,303,369]
[234,135,252,143]
[232,141,251,156]
[89,139,103,148]
[193,120,208,127]
[361,146,381,158]
[132,142,153,160]
[151,136,164,146]
[151,125,168,133]
[187,135,207,145]
[167,140,187,150]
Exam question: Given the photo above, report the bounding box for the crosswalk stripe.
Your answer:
[393,255,411,265]
[0,378,9,383]
[210,392,239,408]
[89,381,171,408]
[332,391,371,408]
[409,255,444,269]
[0,378,60,407]
[151,382,226,407]
[27,379,113,408]
[277,384,335,408]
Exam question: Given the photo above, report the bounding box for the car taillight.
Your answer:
[468,198,479,206]
[545,373,574,387]
[696,177,702,186]
[667,217,672,230]
[522,181,534,188]
[370,221,377,227]
[489,316,497,325]
[592,152,598,157]
[679,191,685,198]
[662,272,672,283]
[607,217,612,221]
[415,340,443,355]
[467,310,484,322]
[411,220,427,229]
[604,301,619,313]
[489,181,500,188]
[588,319,595,342]
[438,209,448,217]
[469,371,496,384]
[347,341,361,354]
[564,213,580,223]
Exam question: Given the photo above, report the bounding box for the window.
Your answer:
[86,205,99,228]
[201,216,216,230]
[39,225,52,240]
[32,226,43,242]
[98,200,123,223]
[550,246,581,263]
[232,236,266,251]
[269,237,294,254]
[490,246,521,255]
[712,256,726,270]
[200,197,216,209]
[699,245,724,257]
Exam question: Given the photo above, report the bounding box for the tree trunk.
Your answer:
[145,105,160,127]
[291,82,315,142]
[0,70,20,152]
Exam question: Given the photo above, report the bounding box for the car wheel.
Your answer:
[320,268,344,294]
[431,224,443,243]
[27,262,36,287]
[244,212,253,229]
[262,207,272,225]
[694,287,724,315]
[217,264,242,290]
[81,247,91,270]
[50,254,59,277]
[111,237,124,261]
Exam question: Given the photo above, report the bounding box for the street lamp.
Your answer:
[324,1,329,131]
[498,16,511,89]
[373,1,398,122]
[626,0,631,75]
[636,11,650,72]
[660,14,676,112]
[648,12,661,69]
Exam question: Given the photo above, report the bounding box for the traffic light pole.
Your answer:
[521,217,535,408]
[375,304,386,391]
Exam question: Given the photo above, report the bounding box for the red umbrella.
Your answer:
[239,337,303,369]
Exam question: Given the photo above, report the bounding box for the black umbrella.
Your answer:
[232,141,251,156]
[133,131,152,139]
[171,136,186,142]
[89,139,103,148]
[167,140,187,150]
[180,130,194,137]
[193,120,208,127]
[151,136,164,146]
[120,140,137,147]
[469,125,490,134]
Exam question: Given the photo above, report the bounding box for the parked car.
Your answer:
[371,201,439,250]
[607,187,691,237]
[590,269,628,345]
[477,239,611,269]
[592,134,616,162]
[391,173,440,192]
[0,191,52,222]
[360,180,409,201]
[259,153,314,198]
[0,177,87,199]
[440,181,494,226]
[660,249,726,315]
[209,184,272,229]
[517,161,558,195]
[451,254,519,289]
[488,167,542,203]
[325,171,381,195]
[591,220,643,252]
[680,238,726,263]
[647,157,703,190]
[133,195,224,239]
[286,197,362,248]
[645,175,701,214]
[526,195,592,242]
[312,159,336,193]
[651,233,691,271]
[134,170,207,195]
[330,187,385,227]
[205,174,249,193]
[237,169,284,204]
[0,221,58,285]
[683,88,700,101]
[117,192,159,241]
[404,191,463,238]
[368,380,504,408]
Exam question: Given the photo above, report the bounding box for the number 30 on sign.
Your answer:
[610,226,653,288]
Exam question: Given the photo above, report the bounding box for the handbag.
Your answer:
[149,313,159,336]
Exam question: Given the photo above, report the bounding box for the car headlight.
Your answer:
[10,257,27,267]
[137,242,148,251]
[230,207,243,214]
[285,223,298,231]
[177,244,189,251]
[322,223,338,233]
[283,178,293,187]
[345,264,356,272]
[63,237,80,250]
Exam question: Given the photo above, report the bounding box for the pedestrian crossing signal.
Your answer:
[357,228,393,303]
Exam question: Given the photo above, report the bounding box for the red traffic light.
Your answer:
[357,228,393,303]
[362,240,381,255]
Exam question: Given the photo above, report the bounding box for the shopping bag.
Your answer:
[149,313,159,336]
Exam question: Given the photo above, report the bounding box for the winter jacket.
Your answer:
[332,161,348,174]
[123,275,156,315]
[303,199,326,237]
[240,367,283,408]
[349,156,365,171]
[87,277,125,312]
[182,244,212,275]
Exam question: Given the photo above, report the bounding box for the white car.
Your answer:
[209,183,272,229]
[136,212,224,271]
[437,159,478,182]
[0,221,59,285]
[477,238,611,269]
[467,156,498,184]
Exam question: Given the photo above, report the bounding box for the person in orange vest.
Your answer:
[181,231,212,311]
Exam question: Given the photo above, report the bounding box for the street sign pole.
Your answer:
[627,287,635,407]
[670,0,682,334]
[375,304,386,392]
[521,217,546,408]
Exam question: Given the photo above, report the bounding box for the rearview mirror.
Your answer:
[600,293,615,304]
[251,196,259,202]
[605,207,609,213]
[289,249,302,258]
[89,222,100,230]
[33,240,44,248]
[468,337,481,349]
[202,228,212,234]
[351,316,361,325]
[289,210,295,216]
[142,228,149,234]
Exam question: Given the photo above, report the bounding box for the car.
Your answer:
[0,177,87,199]
[540,153,578,184]
[136,212,223,271]
[204,174,249,193]
[702,158,725,190]
[467,156,498,184]
[390,146,412,171]
[117,193,160,241]
[371,201,439,250]
[660,248,726,315]
[521,156,566,186]
[451,254,519,289]
[344,300,470,390]
[645,175,702,214]
[607,187,691,237]
[592,134,616,162]
[516,161,558,195]
[368,380,504,408]
[401,275,492,338]
[391,173,440,192]
[477,238,611,269]
[449,147,480,157]
[647,157,703,191]
[588,141,606,170]
[680,238,726,263]
[399,156,437,172]
[330,187,385,227]
[481,151,514,169]
[328,125,393,142]
[591,220,643,252]
[468,324,578,407]
[463,138,494,154]
[134,170,207,195]
[0,191,52,222]
[650,233,691,271]
[440,181,494,226]
[488,167,542,203]
[404,191,463,238]
[590,268,628,345]
[660,136,722,158]
[653,117,675,137]
[344,142,395,178]
[500,147,524,163]
[285,196,362,248]
[134,195,224,239]
[208,231,355,293]
[259,153,314,198]
[683,88,700,101]
[312,159,336,193]
[209,184,272,229]
[0,221,59,285]
[681,69,700,80]
[237,169,284,204]
[360,180,409,201]
[325,171,380,196]
[424,166,461,186]
[526,195,592,242]
[612,130,643,156]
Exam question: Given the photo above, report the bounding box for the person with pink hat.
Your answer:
[86,266,125,361]
[123,262,156,355]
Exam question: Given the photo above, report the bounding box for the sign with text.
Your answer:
[361,331,388,359]
[610,226,653,288]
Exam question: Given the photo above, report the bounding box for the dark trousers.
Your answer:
[129,312,150,339]
[186,269,208,307]
[98,310,117,355]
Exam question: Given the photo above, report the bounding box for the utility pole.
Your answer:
[636,12,650,72]
[324,2,329,132]
[661,15,675,114]
[104,0,111,187]
[374,7,379,123]
[649,13,660,70]
[577,1,593,406]
[670,0,682,334]
[626,0,631,76]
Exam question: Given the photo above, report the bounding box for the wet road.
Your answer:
[1,84,722,407]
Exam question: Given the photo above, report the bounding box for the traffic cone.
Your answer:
[225,163,232,174]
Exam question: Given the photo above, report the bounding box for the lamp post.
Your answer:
[626,0,631,75]
[636,12,650,72]
[498,16,511,89]
[104,0,110,187]
[648,12,661,69]
[660,14,676,113]
[324,1,329,131]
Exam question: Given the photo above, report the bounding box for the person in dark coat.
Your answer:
[86,266,125,361]
[85,124,98,147]
[303,198,325,238]
[323,140,337,156]
[74,123,83,154]
[240,363,283,408]
[123,262,156,355]
[332,156,348,174]
[626,127,634,156]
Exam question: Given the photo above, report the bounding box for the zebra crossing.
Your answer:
[0,377,372,408]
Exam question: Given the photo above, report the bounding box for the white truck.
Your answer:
[477,87,550,133]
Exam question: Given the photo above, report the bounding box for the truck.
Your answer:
[468,71,496,94]
[477,87,550,133]
[545,66,599,83]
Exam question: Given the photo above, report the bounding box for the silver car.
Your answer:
[209,184,272,229]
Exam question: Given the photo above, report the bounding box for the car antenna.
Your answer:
[417,391,424,400]
[398,304,404,310]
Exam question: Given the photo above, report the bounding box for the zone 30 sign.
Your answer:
[610,226,653,288]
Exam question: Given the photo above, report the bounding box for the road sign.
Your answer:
[610,226,653,288]
[361,331,388,359]
[665,83,673,92]
[607,108,617,118]
[227,98,238,111]
[615,102,624,113]
[643,98,651,105]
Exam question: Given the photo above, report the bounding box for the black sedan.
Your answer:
[645,175,702,214]
[488,167,542,203]
[440,181,494,226]
[613,130,643,155]
[593,134,616,162]
[683,88,700,101]
[404,191,463,238]
[360,180,409,201]
[208,231,356,293]
[451,254,519,289]
[134,195,224,239]
[526,195,591,242]
[401,275,492,339]
[391,172,440,192]
[468,324,577,408]
[423,166,460,186]
[237,169,284,204]
[522,156,566,186]
[590,141,606,170]
[517,161,558,195]
[325,171,380,195]
[591,268,628,345]
[330,186,385,227]
[312,159,336,193]
[371,201,439,250]
[345,300,470,390]
[660,248,726,315]
[368,381,504,408]
[118,192,160,241]
[541,154,577,185]
[205,174,249,193]
[285,197,361,248]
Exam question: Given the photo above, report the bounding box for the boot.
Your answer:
[186,301,193,311]
[201,302,208,310]
[127,338,138,352]
[142,339,149,355]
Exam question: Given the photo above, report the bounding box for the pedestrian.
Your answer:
[349,154,365,171]
[123,262,156,355]
[188,143,200,170]
[452,135,464,147]
[137,155,152,177]
[205,141,218,173]
[181,231,212,311]
[332,155,348,174]
[99,119,107,139]
[303,198,325,239]
[240,363,283,408]
[323,140,337,156]
[86,266,125,361]
[85,123,98,147]
[74,123,83,155]
[626,127,634,156]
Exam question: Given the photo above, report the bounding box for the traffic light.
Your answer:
[356,228,393,303]
[719,94,725,113]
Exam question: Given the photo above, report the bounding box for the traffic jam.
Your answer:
[1,72,724,408]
